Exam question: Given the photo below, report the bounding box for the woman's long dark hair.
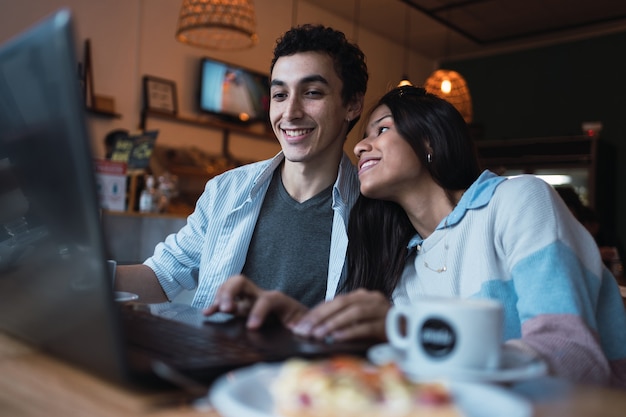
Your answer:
[342,86,482,298]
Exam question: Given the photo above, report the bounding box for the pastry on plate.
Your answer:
[270,356,463,417]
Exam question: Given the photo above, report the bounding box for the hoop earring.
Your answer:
[427,153,432,163]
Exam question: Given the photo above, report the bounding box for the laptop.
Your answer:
[0,9,375,391]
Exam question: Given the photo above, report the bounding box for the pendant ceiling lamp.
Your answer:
[424,69,473,123]
[175,0,259,50]
[424,12,472,124]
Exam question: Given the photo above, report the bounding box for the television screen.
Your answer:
[199,58,270,125]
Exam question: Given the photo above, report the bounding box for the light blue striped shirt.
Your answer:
[144,151,359,309]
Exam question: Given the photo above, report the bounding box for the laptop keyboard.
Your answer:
[118,303,375,383]
[120,307,272,369]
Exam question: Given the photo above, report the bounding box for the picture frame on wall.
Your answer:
[142,75,178,115]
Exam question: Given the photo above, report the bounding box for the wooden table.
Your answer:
[0,333,211,417]
[1,333,625,417]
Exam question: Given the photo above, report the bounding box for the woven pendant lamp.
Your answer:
[175,0,259,50]
[424,69,473,124]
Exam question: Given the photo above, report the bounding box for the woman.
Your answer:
[209,86,626,387]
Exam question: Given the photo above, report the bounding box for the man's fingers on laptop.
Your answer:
[203,304,218,315]
[204,275,262,316]
[204,294,253,316]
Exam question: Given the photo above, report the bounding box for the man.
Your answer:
[115,24,368,309]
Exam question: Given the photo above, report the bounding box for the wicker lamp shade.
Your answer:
[424,69,473,124]
[176,0,258,50]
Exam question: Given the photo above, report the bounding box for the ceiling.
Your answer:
[308,0,626,60]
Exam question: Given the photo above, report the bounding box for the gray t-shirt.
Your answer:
[241,170,333,308]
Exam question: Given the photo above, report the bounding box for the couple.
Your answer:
[116,25,626,388]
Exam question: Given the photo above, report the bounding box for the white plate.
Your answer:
[367,343,548,383]
[208,362,532,417]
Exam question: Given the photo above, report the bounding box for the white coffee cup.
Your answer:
[386,297,503,377]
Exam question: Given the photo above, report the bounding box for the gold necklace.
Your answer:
[419,218,450,273]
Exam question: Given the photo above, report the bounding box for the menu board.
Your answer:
[110,130,159,170]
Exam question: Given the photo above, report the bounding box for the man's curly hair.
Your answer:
[270,24,368,131]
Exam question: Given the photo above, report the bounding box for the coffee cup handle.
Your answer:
[386,307,410,349]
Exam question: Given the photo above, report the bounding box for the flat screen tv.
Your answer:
[198,57,270,125]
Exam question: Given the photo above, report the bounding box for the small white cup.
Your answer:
[108,259,139,302]
[386,297,503,377]
[107,259,117,285]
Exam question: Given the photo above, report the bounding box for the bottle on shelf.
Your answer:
[156,172,178,213]
[139,175,157,213]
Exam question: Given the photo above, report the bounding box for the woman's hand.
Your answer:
[290,289,391,342]
[203,275,309,329]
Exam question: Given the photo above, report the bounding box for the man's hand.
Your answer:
[291,289,390,342]
[203,275,309,329]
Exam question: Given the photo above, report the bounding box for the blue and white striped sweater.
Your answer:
[395,170,626,387]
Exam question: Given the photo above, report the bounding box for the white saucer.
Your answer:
[367,343,548,383]
[209,363,532,417]
[114,291,139,302]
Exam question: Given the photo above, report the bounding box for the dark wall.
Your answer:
[444,30,626,251]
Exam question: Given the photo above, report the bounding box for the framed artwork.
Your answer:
[142,75,178,115]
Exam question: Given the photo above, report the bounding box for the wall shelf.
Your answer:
[139,109,275,162]
[86,106,121,118]
[140,110,274,141]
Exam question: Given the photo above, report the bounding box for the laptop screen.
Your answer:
[0,9,129,382]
